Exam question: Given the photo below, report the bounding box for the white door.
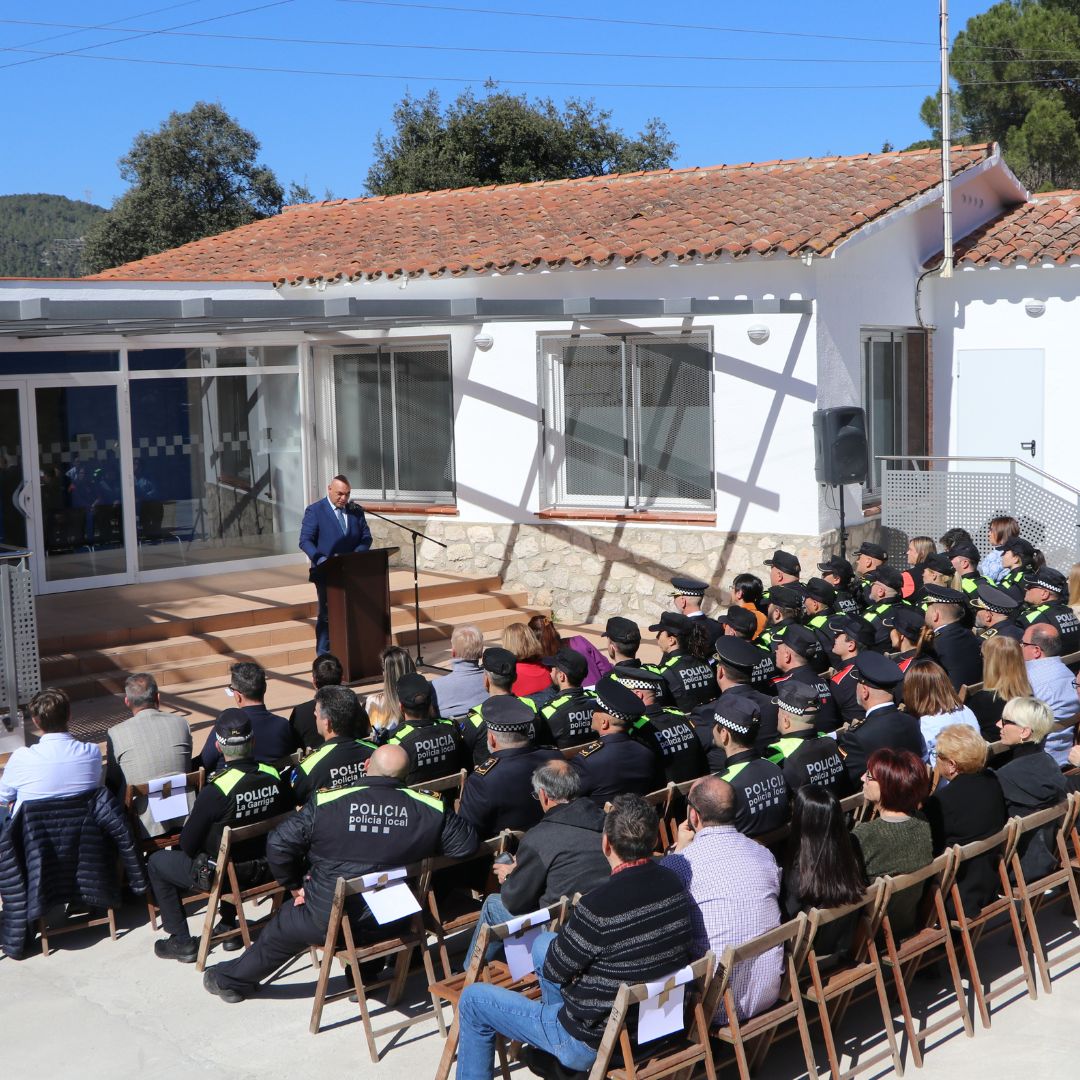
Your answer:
[956,349,1044,470]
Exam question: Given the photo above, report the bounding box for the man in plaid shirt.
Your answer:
[660,775,783,1022]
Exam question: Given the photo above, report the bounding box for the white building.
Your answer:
[0,142,1072,618]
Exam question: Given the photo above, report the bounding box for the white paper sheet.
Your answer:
[147,773,189,824]
[636,964,694,1044]
[501,907,550,981]
[360,868,421,924]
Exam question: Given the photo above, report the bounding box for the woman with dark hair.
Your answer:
[999,538,1045,600]
[782,786,867,954]
[528,614,611,688]
[852,748,933,936]
[982,516,1020,585]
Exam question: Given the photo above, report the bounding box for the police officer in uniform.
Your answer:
[923,584,983,691]
[571,677,660,805]
[947,540,987,600]
[645,611,716,711]
[711,696,789,837]
[148,711,293,962]
[1015,567,1080,654]
[826,614,877,723]
[764,682,851,797]
[538,647,598,748]
[460,648,542,767]
[818,555,860,616]
[203,744,478,1003]
[881,605,932,674]
[852,541,889,608]
[998,537,1040,600]
[291,686,377,805]
[916,553,956,607]
[388,673,468,784]
[612,664,707,783]
[760,549,802,615]
[971,581,1024,642]
[771,624,840,732]
[836,653,925,784]
[671,576,724,652]
[700,635,782,761]
[758,584,803,650]
[860,566,911,650]
[600,616,643,667]
[719,606,777,688]
[803,577,838,634]
[458,697,562,838]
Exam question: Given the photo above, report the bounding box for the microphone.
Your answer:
[347,500,365,512]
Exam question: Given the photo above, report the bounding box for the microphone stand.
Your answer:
[353,503,449,670]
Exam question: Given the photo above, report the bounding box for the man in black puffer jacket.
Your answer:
[203,743,477,1003]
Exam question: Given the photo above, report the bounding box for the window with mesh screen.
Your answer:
[332,344,455,503]
[542,334,713,511]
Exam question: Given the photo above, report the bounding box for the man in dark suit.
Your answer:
[299,474,373,654]
[923,585,983,691]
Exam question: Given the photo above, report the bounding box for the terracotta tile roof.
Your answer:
[89,144,995,284]
[952,190,1080,266]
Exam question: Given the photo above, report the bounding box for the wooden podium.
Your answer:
[324,547,397,682]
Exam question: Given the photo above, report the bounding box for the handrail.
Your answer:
[877,455,1080,499]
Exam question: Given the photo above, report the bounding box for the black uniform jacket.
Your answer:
[458,745,562,838]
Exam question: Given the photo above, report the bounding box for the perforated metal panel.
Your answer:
[0,558,40,711]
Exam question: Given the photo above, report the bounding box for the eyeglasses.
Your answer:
[1072,678,1080,690]
[999,716,1021,728]
[1021,641,1040,651]
[863,770,875,782]
[224,686,237,699]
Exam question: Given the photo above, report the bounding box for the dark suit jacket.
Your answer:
[299,497,372,580]
[932,622,983,691]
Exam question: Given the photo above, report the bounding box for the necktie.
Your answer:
[336,507,347,534]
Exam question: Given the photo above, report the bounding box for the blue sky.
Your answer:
[2,0,993,206]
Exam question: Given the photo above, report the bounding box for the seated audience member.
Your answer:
[148,712,293,963]
[782,785,867,956]
[503,623,553,702]
[599,616,643,670]
[771,625,839,732]
[1018,566,1080,654]
[288,654,343,751]
[994,697,1069,880]
[432,625,489,720]
[455,795,694,1080]
[965,635,1031,740]
[204,745,477,1003]
[364,692,394,736]
[731,572,768,637]
[661,775,783,1023]
[923,586,983,691]
[826,614,876,724]
[571,678,659,805]
[1021,623,1078,765]
[701,635,779,764]
[647,611,717,711]
[901,535,937,600]
[458,698,561,838]
[0,689,101,820]
[530,613,612,688]
[712,696,789,837]
[852,748,933,938]
[923,723,1007,917]
[538,648,598,749]
[198,662,293,773]
[290,686,375,805]
[971,582,1024,643]
[461,648,544,767]
[105,673,193,837]
[817,555,860,617]
[765,682,851,797]
[464,760,609,964]
[671,576,724,652]
[983,516,1020,585]
[902,657,980,764]
[881,605,927,672]
[368,645,416,741]
[387,673,467,785]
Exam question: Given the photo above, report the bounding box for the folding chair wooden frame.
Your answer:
[429,896,572,1080]
[947,820,1037,1028]
[1008,793,1080,994]
[588,952,717,1080]
[710,914,818,1080]
[412,768,469,812]
[308,864,446,1062]
[803,881,900,1080]
[879,849,974,1069]
[37,905,118,957]
[195,811,292,971]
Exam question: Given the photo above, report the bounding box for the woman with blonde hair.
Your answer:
[965,635,1032,739]
[501,622,552,698]
[368,645,416,736]
[902,657,980,763]
[901,536,937,599]
[1068,562,1080,619]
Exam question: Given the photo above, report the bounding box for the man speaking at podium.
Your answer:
[300,475,372,654]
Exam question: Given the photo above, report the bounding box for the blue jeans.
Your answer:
[456,932,596,1080]
[464,892,513,969]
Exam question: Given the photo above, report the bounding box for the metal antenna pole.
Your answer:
[939,0,954,278]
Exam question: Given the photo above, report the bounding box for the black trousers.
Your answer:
[212,898,324,992]
[146,849,255,937]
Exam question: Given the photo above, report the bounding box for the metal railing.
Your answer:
[0,545,40,745]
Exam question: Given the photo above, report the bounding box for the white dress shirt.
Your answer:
[0,733,103,815]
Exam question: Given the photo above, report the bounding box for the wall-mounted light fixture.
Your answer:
[1024,300,1046,318]
[747,324,770,345]
[473,333,494,351]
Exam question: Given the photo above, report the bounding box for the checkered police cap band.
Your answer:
[771,696,819,717]
[713,711,753,736]
[594,691,636,722]
[614,673,657,691]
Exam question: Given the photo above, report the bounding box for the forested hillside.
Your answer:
[0,194,105,277]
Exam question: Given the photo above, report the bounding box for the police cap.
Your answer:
[216,708,253,746]
[772,681,821,717]
[482,647,518,677]
[602,616,641,647]
[721,605,758,638]
[649,611,693,635]
[777,623,821,660]
[852,652,905,691]
[827,614,876,648]
[764,549,801,576]
[397,672,433,710]
[711,695,761,742]
[671,576,708,598]
[592,676,647,722]
[817,555,854,580]
[483,694,537,734]
[803,577,837,605]
[541,646,588,684]
[1022,567,1067,595]
[612,663,666,691]
[881,606,927,642]
[947,540,981,565]
[971,581,1021,615]
[854,541,888,562]
[868,566,904,592]
[713,635,764,671]
[1000,537,1035,561]
[923,552,954,576]
[768,584,803,609]
[923,584,966,606]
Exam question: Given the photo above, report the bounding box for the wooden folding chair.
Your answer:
[308,863,446,1062]
[803,880,899,1080]
[879,849,974,1068]
[1008,793,1080,994]
[839,790,869,824]
[430,897,572,1080]
[195,811,292,970]
[412,768,469,812]
[36,905,118,957]
[643,783,677,853]
[587,952,717,1080]
[948,821,1037,1029]
[710,914,818,1080]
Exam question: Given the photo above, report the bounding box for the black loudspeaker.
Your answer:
[813,407,868,485]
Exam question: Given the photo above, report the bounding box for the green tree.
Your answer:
[367,83,675,196]
[0,194,104,277]
[83,102,284,273]
[912,0,1080,190]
